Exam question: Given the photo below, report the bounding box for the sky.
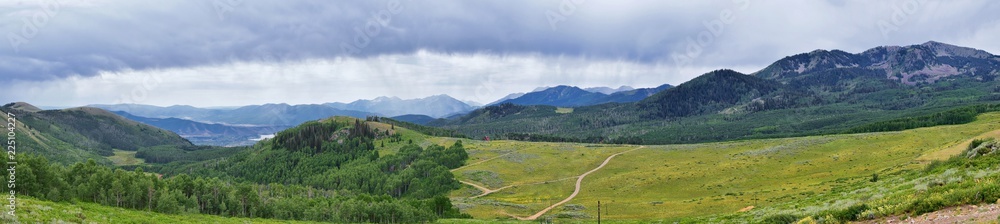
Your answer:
[1,0,998,107]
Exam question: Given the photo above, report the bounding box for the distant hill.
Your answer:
[600,84,673,104]
[497,85,608,107]
[113,111,285,146]
[638,70,782,118]
[1,102,192,164]
[495,84,672,107]
[325,95,476,118]
[7,101,41,112]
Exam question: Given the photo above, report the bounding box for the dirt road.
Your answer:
[511,146,644,220]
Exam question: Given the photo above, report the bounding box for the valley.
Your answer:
[5,41,1000,223]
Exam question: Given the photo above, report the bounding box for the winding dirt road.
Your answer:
[459,180,516,198]
[451,151,515,172]
[510,146,644,220]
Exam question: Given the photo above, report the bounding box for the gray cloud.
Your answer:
[1,0,999,106]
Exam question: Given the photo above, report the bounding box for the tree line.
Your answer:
[501,132,643,144]
[847,104,1000,133]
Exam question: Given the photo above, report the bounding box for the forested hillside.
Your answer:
[0,103,192,165]
[146,117,469,221]
[6,116,472,223]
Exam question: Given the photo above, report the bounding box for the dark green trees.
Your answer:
[3,118,471,223]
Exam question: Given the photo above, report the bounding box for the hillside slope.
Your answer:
[1,102,192,164]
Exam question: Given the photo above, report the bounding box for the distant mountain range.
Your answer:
[494,84,672,107]
[325,95,476,118]
[74,41,1000,146]
[432,41,1000,144]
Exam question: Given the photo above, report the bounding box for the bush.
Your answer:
[762,214,800,224]
[969,138,993,151]
[829,204,868,221]
[910,197,945,215]
[982,183,1000,201]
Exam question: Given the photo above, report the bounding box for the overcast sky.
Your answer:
[1,0,998,107]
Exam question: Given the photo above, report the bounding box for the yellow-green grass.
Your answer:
[917,128,1000,162]
[107,149,144,166]
[555,107,574,114]
[431,137,636,218]
[4,197,319,224]
[445,112,1000,221]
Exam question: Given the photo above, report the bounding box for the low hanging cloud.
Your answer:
[1,0,998,106]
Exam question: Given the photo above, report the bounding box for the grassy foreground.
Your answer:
[443,112,1000,222]
[2,197,319,223]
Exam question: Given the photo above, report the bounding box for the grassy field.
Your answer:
[107,149,145,166]
[555,107,574,114]
[2,197,320,224]
[442,112,1000,222]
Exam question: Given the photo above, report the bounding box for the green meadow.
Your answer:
[442,112,1000,222]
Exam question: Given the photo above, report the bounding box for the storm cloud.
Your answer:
[1,0,999,106]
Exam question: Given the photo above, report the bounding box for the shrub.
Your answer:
[762,214,800,224]
[910,197,944,215]
[968,138,994,151]
[829,204,868,221]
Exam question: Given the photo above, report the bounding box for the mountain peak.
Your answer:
[373,96,402,102]
[532,86,552,92]
[424,94,456,100]
[917,41,994,59]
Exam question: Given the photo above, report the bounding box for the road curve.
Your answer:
[459,180,504,198]
[512,146,644,220]
[452,152,515,172]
